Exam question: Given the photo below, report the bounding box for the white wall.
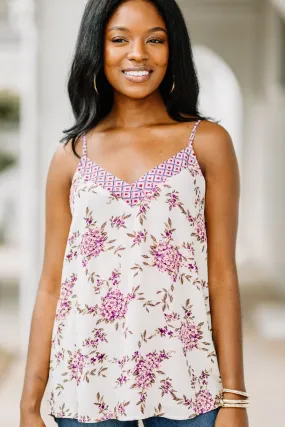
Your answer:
[179,0,260,95]
[0,45,20,90]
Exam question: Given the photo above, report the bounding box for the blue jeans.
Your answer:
[55,408,220,427]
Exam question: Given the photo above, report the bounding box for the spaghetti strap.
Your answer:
[76,133,88,177]
[189,119,201,147]
[82,133,88,158]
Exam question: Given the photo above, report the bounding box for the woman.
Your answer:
[20,1,249,427]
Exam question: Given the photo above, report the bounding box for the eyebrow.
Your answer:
[108,26,167,34]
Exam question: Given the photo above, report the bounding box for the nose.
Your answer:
[127,39,149,62]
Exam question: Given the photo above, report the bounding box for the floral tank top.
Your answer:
[48,120,223,423]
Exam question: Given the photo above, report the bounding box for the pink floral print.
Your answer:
[152,241,183,280]
[195,389,215,414]
[66,350,88,385]
[83,328,108,349]
[48,121,223,423]
[56,274,77,322]
[100,289,128,322]
[80,228,106,257]
[178,322,203,354]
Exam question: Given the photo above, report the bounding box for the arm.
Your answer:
[204,125,245,391]
[20,142,76,426]
[195,122,248,426]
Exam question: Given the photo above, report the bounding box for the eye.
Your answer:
[148,38,164,44]
[112,38,128,43]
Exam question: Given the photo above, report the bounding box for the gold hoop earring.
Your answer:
[94,76,99,95]
[169,77,175,94]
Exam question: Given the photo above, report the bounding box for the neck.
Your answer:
[106,90,174,129]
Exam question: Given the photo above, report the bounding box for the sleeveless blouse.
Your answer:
[48,120,223,423]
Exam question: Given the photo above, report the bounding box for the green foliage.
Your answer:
[0,151,17,173]
[0,90,20,124]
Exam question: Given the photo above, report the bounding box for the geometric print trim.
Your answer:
[77,120,202,207]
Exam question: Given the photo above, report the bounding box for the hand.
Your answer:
[20,411,46,427]
[215,407,249,427]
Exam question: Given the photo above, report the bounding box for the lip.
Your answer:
[122,68,153,83]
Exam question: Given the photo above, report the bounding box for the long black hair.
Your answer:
[62,0,205,157]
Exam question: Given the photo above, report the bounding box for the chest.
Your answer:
[85,128,192,186]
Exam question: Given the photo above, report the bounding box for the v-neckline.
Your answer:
[82,120,200,188]
[84,144,191,188]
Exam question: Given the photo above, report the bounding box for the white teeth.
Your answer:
[124,71,150,77]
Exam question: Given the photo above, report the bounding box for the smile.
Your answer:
[122,69,153,83]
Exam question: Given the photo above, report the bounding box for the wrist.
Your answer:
[220,406,249,413]
[222,379,246,390]
[220,386,250,410]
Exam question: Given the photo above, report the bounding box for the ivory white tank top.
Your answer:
[48,120,223,423]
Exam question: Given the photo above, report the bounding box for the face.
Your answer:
[104,0,169,99]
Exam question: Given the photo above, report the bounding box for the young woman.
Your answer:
[20,1,249,427]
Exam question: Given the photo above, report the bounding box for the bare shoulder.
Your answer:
[201,118,231,137]
[49,137,83,184]
[189,120,237,174]
[195,120,233,150]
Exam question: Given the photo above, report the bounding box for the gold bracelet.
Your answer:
[221,397,250,409]
[222,388,250,398]
[223,399,250,404]
[222,403,249,409]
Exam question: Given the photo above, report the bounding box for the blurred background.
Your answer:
[0,0,284,426]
